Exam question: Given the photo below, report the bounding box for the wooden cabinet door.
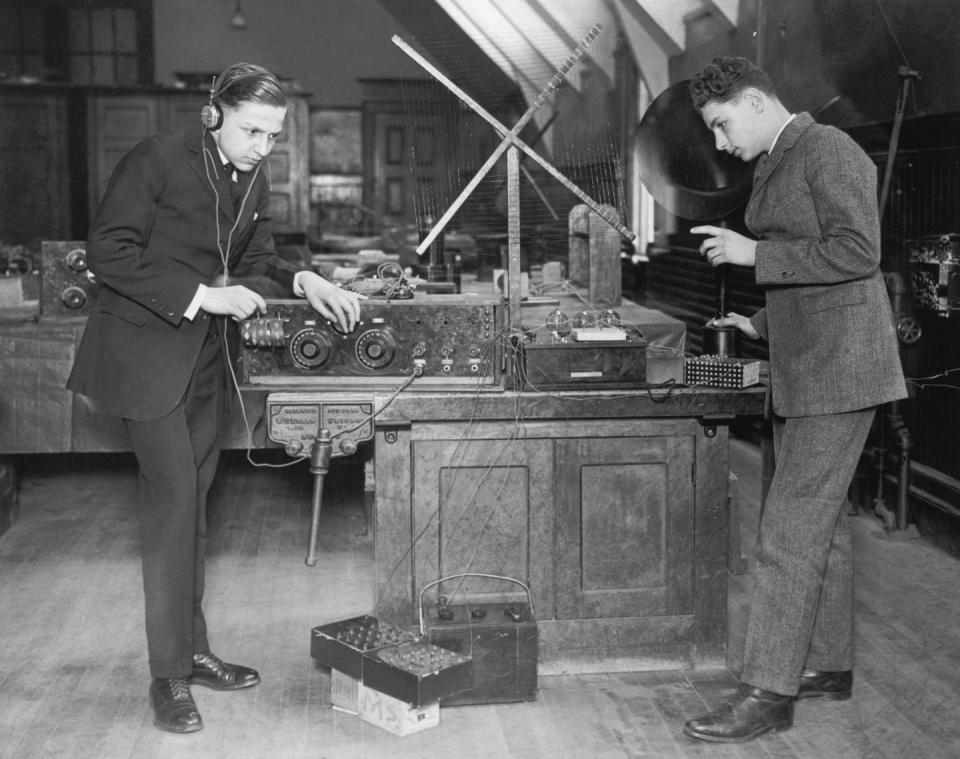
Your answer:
[262,96,309,235]
[87,96,158,218]
[162,95,201,134]
[410,425,555,617]
[88,92,308,235]
[368,109,445,227]
[555,432,695,619]
[0,92,70,242]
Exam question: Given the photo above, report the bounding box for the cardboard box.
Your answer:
[357,683,440,736]
[330,668,360,714]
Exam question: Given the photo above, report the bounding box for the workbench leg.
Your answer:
[361,450,375,539]
[0,455,20,537]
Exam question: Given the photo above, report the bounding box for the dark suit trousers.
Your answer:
[124,322,227,678]
[740,407,875,696]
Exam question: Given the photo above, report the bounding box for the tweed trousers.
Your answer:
[740,407,876,696]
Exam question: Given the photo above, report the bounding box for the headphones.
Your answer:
[200,74,225,130]
[199,63,284,131]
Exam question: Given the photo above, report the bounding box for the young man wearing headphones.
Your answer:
[67,62,364,733]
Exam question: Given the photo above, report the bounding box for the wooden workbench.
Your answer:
[358,384,764,673]
[0,303,764,674]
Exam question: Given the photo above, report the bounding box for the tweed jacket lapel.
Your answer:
[751,112,814,195]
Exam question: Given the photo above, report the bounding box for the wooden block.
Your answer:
[568,204,590,287]
[588,207,622,309]
[567,204,622,308]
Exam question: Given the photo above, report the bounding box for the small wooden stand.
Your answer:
[568,204,622,308]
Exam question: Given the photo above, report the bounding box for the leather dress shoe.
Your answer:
[684,683,794,743]
[150,677,202,733]
[191,651,260,691]
[797,668,853,700]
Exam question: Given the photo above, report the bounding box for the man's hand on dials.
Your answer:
[299,271,366,333]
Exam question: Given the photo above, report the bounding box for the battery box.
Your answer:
[423,601,538,706]
[312,615,473,710]
[684,355,762,389]
[310,614,418,680]
[361,639,474,708]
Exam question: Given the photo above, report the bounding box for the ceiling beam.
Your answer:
[702,0,738,31]
[620,0,684,57]
[525,0,617,84]
[607,0,670,95]
[439,0,545,97]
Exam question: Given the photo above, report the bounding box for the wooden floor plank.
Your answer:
[2,444,960,758]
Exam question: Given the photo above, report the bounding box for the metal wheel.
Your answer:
[896,316,922,345]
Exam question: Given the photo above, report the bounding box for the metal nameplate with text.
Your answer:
[266,392,374,457]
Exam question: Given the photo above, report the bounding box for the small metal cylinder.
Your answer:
[703,324,740,357]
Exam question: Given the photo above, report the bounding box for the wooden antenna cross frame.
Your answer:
[392,27,635,327]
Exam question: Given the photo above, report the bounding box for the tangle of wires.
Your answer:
[339,261,415,299]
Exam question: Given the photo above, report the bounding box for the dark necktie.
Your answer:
[223,162,243,209]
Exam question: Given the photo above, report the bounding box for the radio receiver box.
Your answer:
[239,294,504,388]
[519,335,648,389]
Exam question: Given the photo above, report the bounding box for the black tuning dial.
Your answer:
[289,329,333,369]
[61,286,87,309]
[65,248,87,272]
[355,328,397,370]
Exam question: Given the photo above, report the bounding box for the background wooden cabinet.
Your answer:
[0,86,310,246]
[86,95,158,222]
[87,91,310,235]
[0,90,72,244]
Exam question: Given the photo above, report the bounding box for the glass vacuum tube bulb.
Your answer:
[545,309,571,342]
[599,309,621,327]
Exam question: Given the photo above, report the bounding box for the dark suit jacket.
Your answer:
[68,126,300,421]
[746,113,907,417]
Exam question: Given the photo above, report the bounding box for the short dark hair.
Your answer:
[689,56,776,109]
[213,62,287,110]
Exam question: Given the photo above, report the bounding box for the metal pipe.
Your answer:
[305,429,333,567]
[889,409,914,530]
[873,405,913,530]
[872,409,895,529]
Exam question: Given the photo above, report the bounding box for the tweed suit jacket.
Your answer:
[745,113,906,417]
[67,126,300,422]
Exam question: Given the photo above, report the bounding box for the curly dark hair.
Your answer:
[689,56,776,109]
